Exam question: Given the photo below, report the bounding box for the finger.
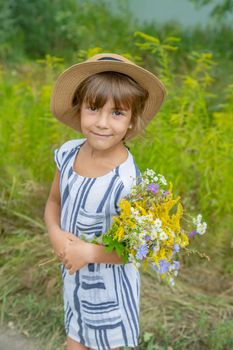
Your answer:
[68,236,76,241]
[66,264,72,270]
[64,262,72,270]
[69,264,78,274]
[69,268,75,275]
[60,253,67,263]
[58,251,64,259]
[63,257,68,264]
[66,233,76,241]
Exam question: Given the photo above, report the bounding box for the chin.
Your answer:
[88,137,124,151]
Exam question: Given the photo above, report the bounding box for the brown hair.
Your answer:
[71,71,149,140]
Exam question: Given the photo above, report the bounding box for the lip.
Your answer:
[91,131,112,137]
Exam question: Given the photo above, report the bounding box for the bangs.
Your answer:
[83,73,134,110]
[73,71,148,113]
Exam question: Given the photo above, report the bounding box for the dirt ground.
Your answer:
[0,327,40,350]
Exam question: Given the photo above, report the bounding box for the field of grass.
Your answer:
[0,20,233,350]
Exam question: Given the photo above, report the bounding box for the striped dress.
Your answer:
[54,138,141,350]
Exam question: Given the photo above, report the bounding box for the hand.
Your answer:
[52,229,77,261]
[62,237,91,275]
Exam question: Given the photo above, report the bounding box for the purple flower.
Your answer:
[189,230,197,238]
[153,259,170,274]
[174,244,180,253]
[136,244,148,260]
[172,260,180,270]
[172,243,180,257]
[162,190,170,197]
[145,235,151,241]
[147,183,159,194]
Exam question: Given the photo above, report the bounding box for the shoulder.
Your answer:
[118,151,141,192]
[54,138,86,171]
[57,138,86,153]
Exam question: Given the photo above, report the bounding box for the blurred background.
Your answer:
[0,0,232,349]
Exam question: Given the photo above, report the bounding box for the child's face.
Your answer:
[80,98,132,151]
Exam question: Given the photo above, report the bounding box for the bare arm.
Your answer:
[44,169,75,258]
[89,243,124,264]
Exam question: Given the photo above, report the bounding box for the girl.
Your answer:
[44,53,166,350]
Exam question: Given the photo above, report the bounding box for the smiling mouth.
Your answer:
[91,132,112,137]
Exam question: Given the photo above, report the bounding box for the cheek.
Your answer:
[80,113,92,130]
[80,120,90,135]
[114,122,130,135]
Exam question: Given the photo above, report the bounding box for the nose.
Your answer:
[95,110,109,129]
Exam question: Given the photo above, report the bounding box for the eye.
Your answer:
[112,110,124,117]
[88,105,98,112]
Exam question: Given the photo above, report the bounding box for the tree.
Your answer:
[189,0,233,19]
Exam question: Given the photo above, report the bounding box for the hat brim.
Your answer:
[50,60,166,134]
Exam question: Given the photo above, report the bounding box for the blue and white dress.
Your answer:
[54,138,141,350]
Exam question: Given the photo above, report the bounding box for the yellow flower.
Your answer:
[142,260,149,271]
[125,218,136,228]
[160,273,166,280]
[157,247,166,260]
[153,255,159,266]
[165,230,175,246]
[171,202,183,233]
[129,248,135,256]
[166,248,173,260]
[180,233,189,247]
[112,216,120,223]
[119,199,131,217]
[134,201,147,216]
[114,226,125,241]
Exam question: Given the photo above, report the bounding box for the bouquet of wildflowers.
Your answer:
[95,169,208,286]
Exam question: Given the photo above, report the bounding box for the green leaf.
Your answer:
[134,31,160,44]
[162,44,178,51]
[143,332,154,342]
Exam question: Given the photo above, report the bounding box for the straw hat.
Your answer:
[50,53,166,133]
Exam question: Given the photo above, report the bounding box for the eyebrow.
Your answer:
[83,102,130,111]
[112,104,132,111]
[111,107,129,111]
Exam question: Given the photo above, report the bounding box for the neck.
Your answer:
[82,140,126,160]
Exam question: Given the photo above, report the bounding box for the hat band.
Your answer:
[97,57,123,62]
